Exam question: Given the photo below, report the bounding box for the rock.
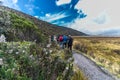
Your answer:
[0,58,3,65]
[0,34,6,42]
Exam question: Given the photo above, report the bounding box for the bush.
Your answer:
[0,10,46,43]
[0,42,74,80]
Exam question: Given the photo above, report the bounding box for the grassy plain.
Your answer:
[73,36,120,78]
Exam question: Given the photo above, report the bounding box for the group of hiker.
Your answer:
[49,35,73,50]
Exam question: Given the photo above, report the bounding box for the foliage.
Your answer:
[49,46,87,80]
[72,65,87,80]
[8,13,45,43]
[0,42,75,80]
[0,8,46,43]
[0,6,87,80]
[0,8,11,34]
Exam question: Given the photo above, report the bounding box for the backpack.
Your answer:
[59,36,63,42]
[63,35,68,42]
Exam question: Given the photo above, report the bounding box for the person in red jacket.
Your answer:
[58,35,63,48]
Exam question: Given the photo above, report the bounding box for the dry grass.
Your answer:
[73,36,120,78]
[72,64,88,80]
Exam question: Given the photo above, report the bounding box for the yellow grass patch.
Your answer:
[73,37,120,78]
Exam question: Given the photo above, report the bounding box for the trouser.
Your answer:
[59,42,63,48]
[63,42,67,48]
[68,45,72,51]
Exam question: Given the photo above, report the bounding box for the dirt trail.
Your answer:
[73,51,117,80]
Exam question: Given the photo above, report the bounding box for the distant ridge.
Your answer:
[0,5,87,36]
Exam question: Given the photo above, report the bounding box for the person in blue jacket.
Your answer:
[63,35,68,49]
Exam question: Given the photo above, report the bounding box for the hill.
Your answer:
[0,5,86,36]
[0,5,87,80]
[0,6,45,42]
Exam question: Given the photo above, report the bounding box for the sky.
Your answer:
[0,0,120,36]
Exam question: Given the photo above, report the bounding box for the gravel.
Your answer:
[73,51,117,80]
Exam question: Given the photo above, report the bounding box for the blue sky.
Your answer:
[17,0,87,25]
[1,0,120,36]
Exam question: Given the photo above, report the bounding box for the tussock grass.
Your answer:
[72,64,87,80]
[73,37,120,78]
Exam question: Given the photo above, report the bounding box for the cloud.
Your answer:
[34,16,39,18]
[67,0,120,35]
[0,0,20,10]
[45,14,50,17]
[39,0,86,26]
[46,13,68,22]
[39,12,69,26]
[68,14,120,35]
[25,4,39,15]
[99,28,120,36]
[93,11,110,25]
[56,0,71,6]
[12,0,18,4]
[0,0,4,2]
[0,0,3,4]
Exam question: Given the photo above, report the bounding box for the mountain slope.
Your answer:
[98,29,120,37]
[0,5,87,80]
[0,6,45,42]
[0,5,86,36]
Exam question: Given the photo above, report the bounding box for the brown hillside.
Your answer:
[0,5,87,36]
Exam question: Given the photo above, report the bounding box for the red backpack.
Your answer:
[59,36,63,42]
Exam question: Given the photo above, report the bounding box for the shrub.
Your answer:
[0,42,74,80]
[0,9,46,43]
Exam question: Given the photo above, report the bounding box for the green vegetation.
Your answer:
[8,13,45,42]
[0,42,70,80]
[0,7,87,80]
[0,42,87,80]
[0,8,45,42]
[0,9,11,34]
[73,37,120,78]
[72,64,87,80]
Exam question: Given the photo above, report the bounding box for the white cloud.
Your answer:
[41,12,69,23]
[0,0,3,2]
[45,14,50,17]
[56,0,71,6]
[93,11,111,25]
[12,0,18,4]
[1,0,20,10]
[25,4,39,15]
[69,18,120,35]
[68,0,120,35]
[34,16,39,18]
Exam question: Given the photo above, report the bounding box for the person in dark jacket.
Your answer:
[68,35,73,51]
[51,35,54,42]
